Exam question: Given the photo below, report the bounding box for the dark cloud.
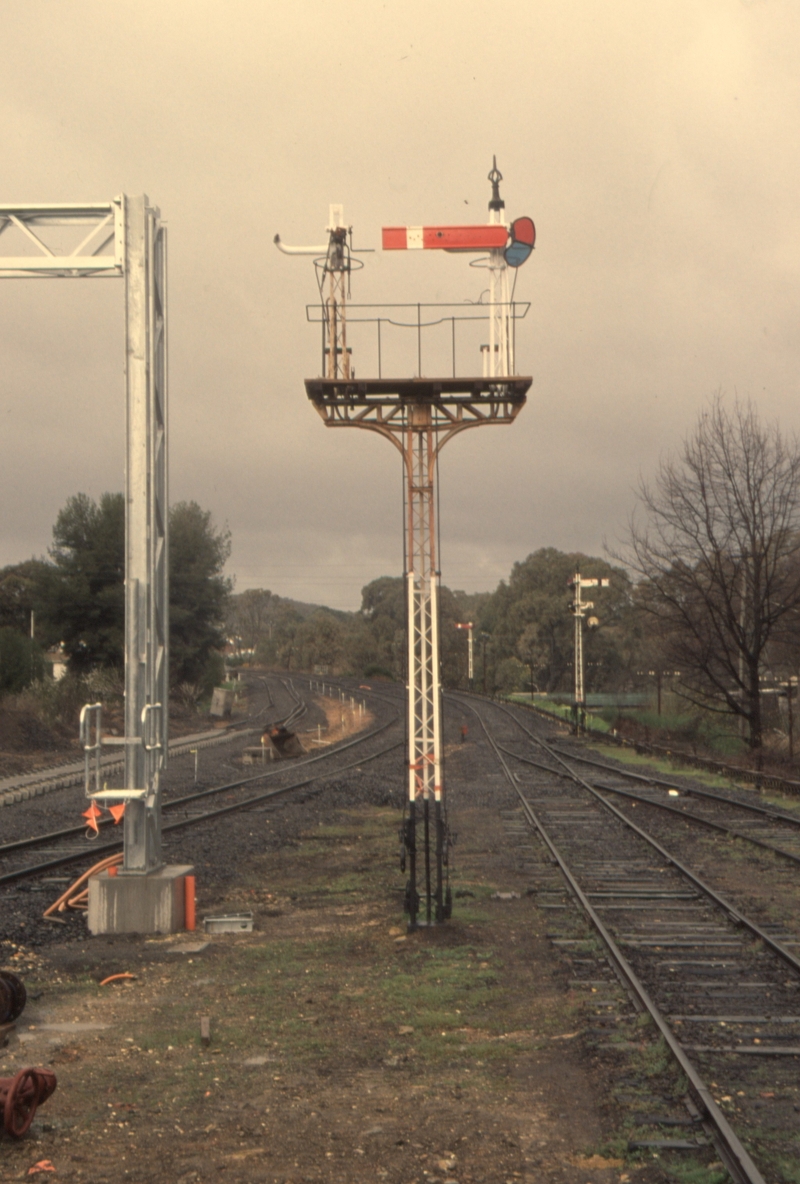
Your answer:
[1,1,798,607]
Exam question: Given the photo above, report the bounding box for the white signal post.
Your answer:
[274,204,353,379]
[382,158,534,381]
[487,159,511,377]
[569,574,609,733]
[277,162,534,929]
[455,622,474,691]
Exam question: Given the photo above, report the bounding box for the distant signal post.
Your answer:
[568,574,609,734]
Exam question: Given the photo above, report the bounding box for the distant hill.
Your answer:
[279,596,353,622]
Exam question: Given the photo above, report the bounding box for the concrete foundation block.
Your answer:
[88,864,194,935]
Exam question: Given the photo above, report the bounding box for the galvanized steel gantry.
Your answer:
[0,199,188,933]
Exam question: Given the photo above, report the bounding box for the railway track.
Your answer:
[0,672,296,813]
[0,672,287,809]
[506,738,800,871]
[451,692,800,1184]
[0,677,401,888]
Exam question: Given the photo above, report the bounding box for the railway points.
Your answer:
[6,176,800,1180]
[0,681,635,1181]
[498,741,800,867]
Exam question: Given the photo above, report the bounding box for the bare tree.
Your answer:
[621,396,800,750]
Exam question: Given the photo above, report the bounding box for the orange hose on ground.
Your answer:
[65,889,89,910]
[43,853,123,918]
[99,973,136,987]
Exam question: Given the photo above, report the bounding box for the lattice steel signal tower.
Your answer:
[275,203,358,379]
[276,162,534,928]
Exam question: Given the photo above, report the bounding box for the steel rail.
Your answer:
[1,735,404,888]
[482,698,800,979]
[0,676,324,854]
[590,779,800,868]
[456,694,769,1184]
[0,671,294,808]
[0,721,260,807]
[507,693,800,797]
[0,709,400,861]
[451,690,800,829]
[499,744,800,868]
[547,743,800,829]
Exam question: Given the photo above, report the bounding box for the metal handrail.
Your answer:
[306,300,530,380]
[79,703,103,798]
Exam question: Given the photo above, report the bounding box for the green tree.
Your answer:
[39,492,126,671]
[354,575,479,687]
[0,627,44,693]
[168,501,232,686]
[358,576,406,679]
[479,548,635,694]
[0,560,49,635]
[34,492,231,686]
[226,588,278,652]
[293,610,348,672]
[253,599,304,669]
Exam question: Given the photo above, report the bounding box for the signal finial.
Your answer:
[488,156,504,212]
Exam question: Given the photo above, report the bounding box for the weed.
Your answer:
[662,1158,729,1184]
[638,1035,670,1077]
[775,1160,800,1184]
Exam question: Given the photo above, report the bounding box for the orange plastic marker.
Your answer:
[184,875,196,931]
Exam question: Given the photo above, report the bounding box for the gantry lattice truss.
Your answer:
[0,198,168,873]
[306,375,530,924]
[0,203,124,277]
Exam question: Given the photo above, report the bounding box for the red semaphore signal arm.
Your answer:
[382,224,509,252]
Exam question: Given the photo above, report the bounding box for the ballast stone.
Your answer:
[88,864,194,935]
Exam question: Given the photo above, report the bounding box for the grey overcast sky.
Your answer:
[1,1,798,609]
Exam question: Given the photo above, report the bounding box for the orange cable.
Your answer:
[42,853,123,918]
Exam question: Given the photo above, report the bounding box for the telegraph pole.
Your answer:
[480,632,490,694]
[455,622,474,691]
[527,649,537,704]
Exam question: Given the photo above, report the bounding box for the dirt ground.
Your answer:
[0,750,687,1184]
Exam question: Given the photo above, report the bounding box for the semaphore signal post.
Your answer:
[568,574,609,734]
[276,161,534,928]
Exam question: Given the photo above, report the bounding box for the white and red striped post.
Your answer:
[382,160,515,378]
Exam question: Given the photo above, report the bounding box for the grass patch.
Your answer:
[580,737,749,792]
[775,1161,800,1184]
[660,1159,729,1184]
[508,694,612,734]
